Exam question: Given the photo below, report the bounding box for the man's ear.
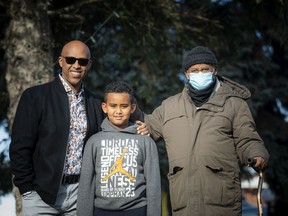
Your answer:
[184,71,189,80]
[214,66,218,75]
[86,60,92,70]
[131,103,136,114]
[101,102,107,113]
[58,56,63,68]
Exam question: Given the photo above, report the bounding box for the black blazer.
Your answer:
[9,75,104,204]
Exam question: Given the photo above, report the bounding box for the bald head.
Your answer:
[61,40,91,59]
[58,40,92,93]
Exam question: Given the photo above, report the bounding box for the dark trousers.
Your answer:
[94,206,147,216]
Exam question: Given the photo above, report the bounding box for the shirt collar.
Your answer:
[59,74,84,96]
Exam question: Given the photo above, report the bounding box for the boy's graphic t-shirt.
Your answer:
[100,141,138,197]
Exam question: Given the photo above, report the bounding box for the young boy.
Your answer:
[76,81,161,216]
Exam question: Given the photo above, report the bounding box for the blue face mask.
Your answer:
[188,72,214,90]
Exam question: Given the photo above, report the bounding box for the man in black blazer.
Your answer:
[9,40,147,215]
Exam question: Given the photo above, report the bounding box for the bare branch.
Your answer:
[48,0,104,16]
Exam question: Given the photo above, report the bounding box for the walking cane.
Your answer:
[248,158,264,216]
[257,170,264,216]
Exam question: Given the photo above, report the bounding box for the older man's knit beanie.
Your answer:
[182,46,218,72]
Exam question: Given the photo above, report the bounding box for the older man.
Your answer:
[142,46,269,216]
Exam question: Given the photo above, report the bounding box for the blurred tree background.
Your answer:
[0,0,287,215]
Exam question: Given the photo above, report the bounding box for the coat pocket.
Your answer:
[167,166,187,212]
[204,165,241,206]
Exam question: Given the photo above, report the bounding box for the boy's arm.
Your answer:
[77,139,97,216]
[144,138,162,216]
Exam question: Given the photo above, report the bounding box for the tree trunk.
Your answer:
[4,0,53,215]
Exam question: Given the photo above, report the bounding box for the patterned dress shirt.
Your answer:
[59,74,87,175]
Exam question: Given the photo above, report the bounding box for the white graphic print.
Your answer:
[100,139,138,197]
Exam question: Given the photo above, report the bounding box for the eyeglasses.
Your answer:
[62,56,90,66]
[187,67,213,74]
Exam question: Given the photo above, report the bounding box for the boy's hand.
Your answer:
[135,121,150,136]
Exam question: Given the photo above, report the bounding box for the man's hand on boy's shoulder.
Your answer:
[135,121,150,136]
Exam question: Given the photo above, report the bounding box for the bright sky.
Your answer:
[0,124,15,216]
[0,121,9,159]
[0,193,16,216]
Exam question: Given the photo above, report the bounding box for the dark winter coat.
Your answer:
[144,75,269,216]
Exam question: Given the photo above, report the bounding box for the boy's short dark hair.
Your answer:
[104,81,135,103]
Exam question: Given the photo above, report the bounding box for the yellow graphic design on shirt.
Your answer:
[102,148,135,181]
